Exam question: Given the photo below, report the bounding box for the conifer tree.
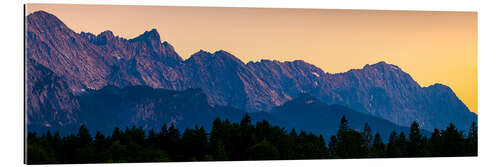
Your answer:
[408,121,423,156]
[371,133,385,157]
[339,115,349,132]
[466,122,478,156]
[328,135,338,157]
[77,125,92,147]
[386,131,398,157]
[362,123,373,149]
[111,127,122,142]
[442,123,465,156]
[335,116,366,158]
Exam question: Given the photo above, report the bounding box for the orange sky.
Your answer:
[26,4,477,114]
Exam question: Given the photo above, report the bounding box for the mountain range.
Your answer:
[25,11,477,135]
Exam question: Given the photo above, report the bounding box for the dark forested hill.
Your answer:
[269,93,424,140]
[75,86,244,135]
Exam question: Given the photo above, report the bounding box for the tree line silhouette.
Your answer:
[27,115,477,164]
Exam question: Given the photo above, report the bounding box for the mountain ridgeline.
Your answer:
[26,11,476,135]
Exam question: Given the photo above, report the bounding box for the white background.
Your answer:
[1,0,498,167]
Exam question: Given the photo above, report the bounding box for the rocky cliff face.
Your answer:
[323,62,476,130]
[26,58,80,132]
[27,11,185,93]
[247,60,477,130]
[25,11,476,132]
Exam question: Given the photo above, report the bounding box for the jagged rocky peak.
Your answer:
[249,58,322,71]
[183,50,211,65]
[26,10,73,35]
[186,49,244,65]
[79,30,117,45]
[95,30,116,45]
[79,32,97,40]
[246,59,277,67]
[258,59,279,64]
[188,49,212,59]
[27,10,64,26]
[424,83,456,96]
[360,61,416,79]
[98,30,115,40]
[360,63,422,99]
[213,50,232,56]
[426,83,452,90]
[28,10,52,17]
[291,59,308,65]
[195,49,212,55]
[213,50,245,64]
[161,41,176,51]
[292,60,324,73]
[362,61,400,71]
[130,28,161,42]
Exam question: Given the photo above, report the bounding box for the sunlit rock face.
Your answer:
[26,11,476,134]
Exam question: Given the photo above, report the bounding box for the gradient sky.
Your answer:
[26,4,477,114]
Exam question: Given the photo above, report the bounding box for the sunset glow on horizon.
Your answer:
[26,4,477,114]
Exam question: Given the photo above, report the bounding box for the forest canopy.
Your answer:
[26,115,478,164]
